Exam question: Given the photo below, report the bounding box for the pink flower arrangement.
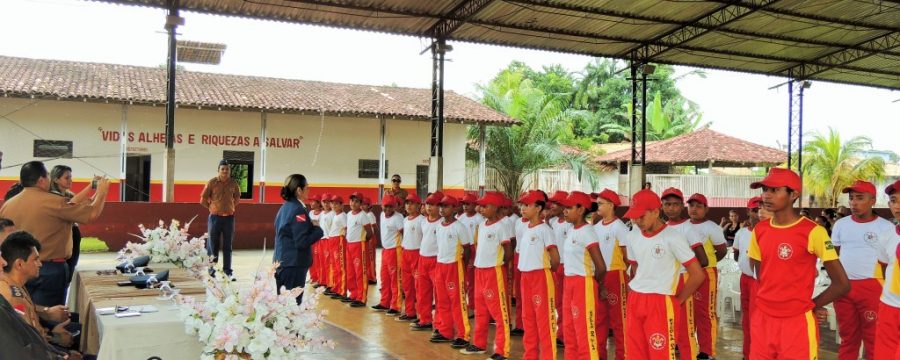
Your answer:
[177,263,333,359]
[118,218,211,278]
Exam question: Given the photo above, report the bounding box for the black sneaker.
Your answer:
[697,352,712,360]
[429,334,452,343]
[489,319,495,325]
[556,339,565,347]
[350,301,366,307]
[370,304,388,311]
[410,323,433,331]
[385,309,401,316]
[329,293,342,299]
[509,328,524,336]
[324,289,335,296]
[450,338,469,349]
[395,315,416,322]
[459,344,486,354]
[368,280,378,285]
[340,297,354,303]
[488,354,508,360]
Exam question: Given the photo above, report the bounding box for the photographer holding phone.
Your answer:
[49,165,102,286]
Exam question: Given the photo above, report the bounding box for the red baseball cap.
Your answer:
[560,191,592,209]
[362,197,372,205]
[330,195,344,203]
[309,194,321,202]
[842,180,876,196]
[885,180,900,195]
[381,194,398,206]
[548,190,569,204]
[660,187,684,201]
[750,168,802,192]
[406,193,423,204]
[476,192,506,207]
[624,189,662,219]
[687,193,708,206]
[461,193,478,204]
[519,190,548,206]
[747,196,762,209]
[349,192,364,201]
[439,195,460,207]
[596,189,621,206]
[425,191,444,205]
[321,193,332,202]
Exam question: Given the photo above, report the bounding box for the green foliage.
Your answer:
[80,237,109,253]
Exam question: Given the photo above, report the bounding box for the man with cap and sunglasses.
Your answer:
[875,180,900,359]
[200,159,242,280]
[397,193,425,322]
[831,180,895,360]
[372,194,405,315]
[659,187,707,360]
[686,193,728,360]
[345,193,374,307]
[432,195,473,349]
[593,189,630,360]
[623,189,706,360]
[384,174,409,210]
[460,191,513,359]
[748,168,850,359]
[732,196,763,359]
[411,192,445,331]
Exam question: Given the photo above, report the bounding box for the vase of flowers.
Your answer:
[178,263,333,359]
[118,217,211,278]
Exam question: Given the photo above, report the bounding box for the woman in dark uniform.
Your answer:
[274,174,324,304]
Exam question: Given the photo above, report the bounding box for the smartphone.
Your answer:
[91,179,98,189]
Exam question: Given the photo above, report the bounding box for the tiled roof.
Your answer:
[0,55,514,125]
[595,128,786,167]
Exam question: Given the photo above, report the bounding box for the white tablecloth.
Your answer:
[94,297,204,360]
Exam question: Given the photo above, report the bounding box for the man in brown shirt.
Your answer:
[200,159,241,279]
[383,174,409,211]
[0,161,108,306]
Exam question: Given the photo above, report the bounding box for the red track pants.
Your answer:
[750,310,819,359]
[625,291,679,360]
[310,241,321,283]
[597,270,628,360]
[379,246,402,310]
[322,237,334,288]
[740,274,757,359]
[520,269,558,360]
[435,261,471,341]
[874,302,900,360]
[466,244,476,313]
[366,233,377,282]
[400,249,419,317]
[554,265,566,342]
[415,256,438,325]
[329,236,347,296]
[346,241,368,303]
[512,254,524,330]
[562,275,604,360]
[675,273,698,360]
[473,266,511,357]
[694,267,718,357]
[835,278,882,360]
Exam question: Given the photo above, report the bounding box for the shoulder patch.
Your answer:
[824,240,835,250]
[9,286,24,298]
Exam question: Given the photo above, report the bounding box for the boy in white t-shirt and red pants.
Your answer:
[372,194,404,315]
[876,180,900,359]
[431,195,473,349]
[346,193,373,307]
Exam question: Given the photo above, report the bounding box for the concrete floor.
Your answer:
[78,250,841,359]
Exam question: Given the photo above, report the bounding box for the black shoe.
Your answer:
[556,339,565,347]
[459,344,486,354]
[371,304,388,311]
[489,319,496,325]
[429,334,452,343]
[350,301,366,307]
[509,328,524,336]
[385,309,400,316]
[324,290,335,296]
[340,297,354,303]
[410,323,433,331]
[329,293,342,299]
[697,352,712,360]
[488,354,508,360]
[396,314,415,321]
[450,338,469,349]
[368,280,378,285]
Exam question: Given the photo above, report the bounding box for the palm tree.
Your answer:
[800,128,896,207]
[596,90,706,142]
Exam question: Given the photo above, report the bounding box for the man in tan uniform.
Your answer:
[0,161,108,306]
[200,159,242,280]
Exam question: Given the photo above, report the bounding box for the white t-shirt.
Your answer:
[667,219,703,273]
[345,210,371,243]
[626,225,697,296]
[436,220,473,264]
[563,223,601,277]
[402,214,425,250]
[366,211,377,227]
[690,220,728,268]
[518,222,557,272]
[310,209,322,223]
[832,216,896,280]
[320,210,334,238]
[549,216,573,264]
[419,217,442,257]
[876,226,900,307]
[515,217,529,254]
[733,227,755,277]
[380,212,404,249]
[594,218,631,271]
[458,213,484,238]
[474,219,512,268]
[330,212,347,238]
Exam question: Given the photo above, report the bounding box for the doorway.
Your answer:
[124,154,151,202]
[416,165,428,200]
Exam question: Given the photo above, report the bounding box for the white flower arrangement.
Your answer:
[177,263,334,359]
[118,218,211,278]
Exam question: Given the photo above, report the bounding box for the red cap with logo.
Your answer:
[561,191,593,209]
[660,187,684,201]
[687,193,708,206]
[596,189,621,206]
[406,193,423,204]
[476,192,506,207]
[885,180,900,195]
[425,191,445,205]
[841,180,876,196]
[330,195,344,203]
[519,190,548,206]
[349,192,364,202]
[750,168,802,192]
[548,190,569,204]
[439,195,460,207]
[382,194,398,206]
[624,189,663,219]
[747,196,762,209]
[461,192,478,204]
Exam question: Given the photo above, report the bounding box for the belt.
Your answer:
[210,213,234,217]
[46,258,67,263]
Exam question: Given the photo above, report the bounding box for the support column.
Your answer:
[628,58,647,197]
[429,39,447,192]
[162,0,182,203]
[119,104,128,202]
[787,77,807,205]
[478,123,486,196]
[259,112,268,203]
[378,115,386,203]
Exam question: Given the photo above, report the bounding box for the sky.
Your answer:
[1,0,898,156]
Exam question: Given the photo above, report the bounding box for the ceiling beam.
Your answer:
[622,0,779,61]
[429,0,497,39]
[781,31,900,79]
[704,0,900,32]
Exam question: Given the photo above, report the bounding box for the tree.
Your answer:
[592,90,705,141]
[800,128,897,207]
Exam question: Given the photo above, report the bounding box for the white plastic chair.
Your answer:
[717,271,741,322]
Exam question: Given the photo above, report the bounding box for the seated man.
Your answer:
[1,230,86,358]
